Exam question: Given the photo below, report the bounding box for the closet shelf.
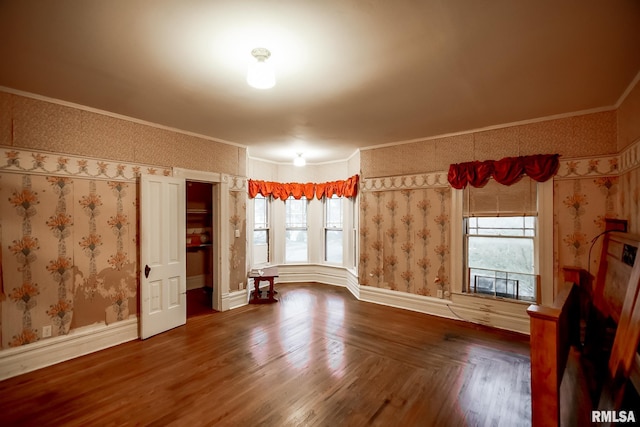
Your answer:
[187,243,213,249]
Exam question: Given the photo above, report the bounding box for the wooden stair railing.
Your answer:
[527,268,583,427]
[528,221,640,427]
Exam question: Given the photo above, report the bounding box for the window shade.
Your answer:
[463,176,537,217]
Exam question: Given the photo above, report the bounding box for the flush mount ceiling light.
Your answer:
[293,153,306,167]
[247,47,275,89]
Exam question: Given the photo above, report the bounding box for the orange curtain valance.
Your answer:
[248,175,359,200]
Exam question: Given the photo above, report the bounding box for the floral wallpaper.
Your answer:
[229,176,247,292]
[359,173,451,298]
[553,141,640,287]
[619,141,640,236]
[0,147,170,349]
[359,141,640,301]
[619,166,640,236]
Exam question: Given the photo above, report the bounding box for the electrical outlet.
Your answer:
[235,229,240,238]
[437,290,443,299]
[42,325,52,338]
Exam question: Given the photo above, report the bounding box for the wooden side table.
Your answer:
[248,267,279,304]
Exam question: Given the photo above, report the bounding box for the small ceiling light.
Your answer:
[247,47,275,89]
[294,153,306,167]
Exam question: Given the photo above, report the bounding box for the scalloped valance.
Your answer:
[447,154,559,189]
[248,175,359,200]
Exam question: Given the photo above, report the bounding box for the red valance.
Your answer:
[248,175,359,200]
[447,154,559,189]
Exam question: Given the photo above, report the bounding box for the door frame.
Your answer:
[174,168,229,311]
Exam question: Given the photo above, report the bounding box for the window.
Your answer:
[465,216,536,301]
[463,178,538,302]
[253,195,269,264]
[285,196,308,262]
[324,195,343,264]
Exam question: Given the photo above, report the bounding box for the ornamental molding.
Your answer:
[554,154,620,180]
[555,138,640,180]
[619,138,640,175]
[360,172,449,192]
[0,146,171,182]
[225,175,247,192]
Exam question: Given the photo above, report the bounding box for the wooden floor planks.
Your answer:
[0,283,531,426]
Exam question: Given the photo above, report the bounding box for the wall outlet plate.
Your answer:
[437,289,443,299]
[42,325,52,338]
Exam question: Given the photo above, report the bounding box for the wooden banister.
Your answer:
[528,279,581,427]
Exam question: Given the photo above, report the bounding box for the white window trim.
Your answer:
[251,195,270,266]
[450,179,553,304]
[324,196,344,265]
[284,197,310,263]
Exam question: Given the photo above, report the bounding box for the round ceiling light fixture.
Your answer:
[247,47,275,89]
[293,153,306,167]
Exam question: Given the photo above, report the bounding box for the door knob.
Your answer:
[144,264,151,278]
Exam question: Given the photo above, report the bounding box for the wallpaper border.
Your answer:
[361,172,449,192]
[361,140,640,191]
[1,145,172,182]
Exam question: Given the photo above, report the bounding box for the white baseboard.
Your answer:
[0,317,138,381]
[346,269,360,299]
[228,289,249,309]
[358,286,530,335]
[449,293,531,334]
[274,264,348,287]
[359,285,455,319]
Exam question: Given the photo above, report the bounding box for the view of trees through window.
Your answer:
[466,216,536,301]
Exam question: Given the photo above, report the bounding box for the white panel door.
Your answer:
[140,174,186,339]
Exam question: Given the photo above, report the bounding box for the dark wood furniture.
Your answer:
[248,266,278,304]
[527,274,582,427]
[528,219,640,427]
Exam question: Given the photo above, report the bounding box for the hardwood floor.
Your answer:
[0,283,532,426]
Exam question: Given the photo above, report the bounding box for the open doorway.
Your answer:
[186,181,217,318]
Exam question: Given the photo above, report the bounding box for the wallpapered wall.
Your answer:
[357,146,640,301]
[0,92,247,177]
[0,149,167,349]
[617,80,640,152]
[360,111,617,178]
[0,147,249,351]
[553,156,624,285]
[359,182,451,297]
[229,177,247,292]
[359,97,640,299]
[0,91,251,352]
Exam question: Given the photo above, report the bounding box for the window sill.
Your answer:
[452,291,534,306]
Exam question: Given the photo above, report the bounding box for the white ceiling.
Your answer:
[1,1,639,164]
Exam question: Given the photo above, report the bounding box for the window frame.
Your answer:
[324,195,344,264]
[284,196,309,263]
[252,194,270,265]
[450,179,553,305]
[463,215,537,301]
